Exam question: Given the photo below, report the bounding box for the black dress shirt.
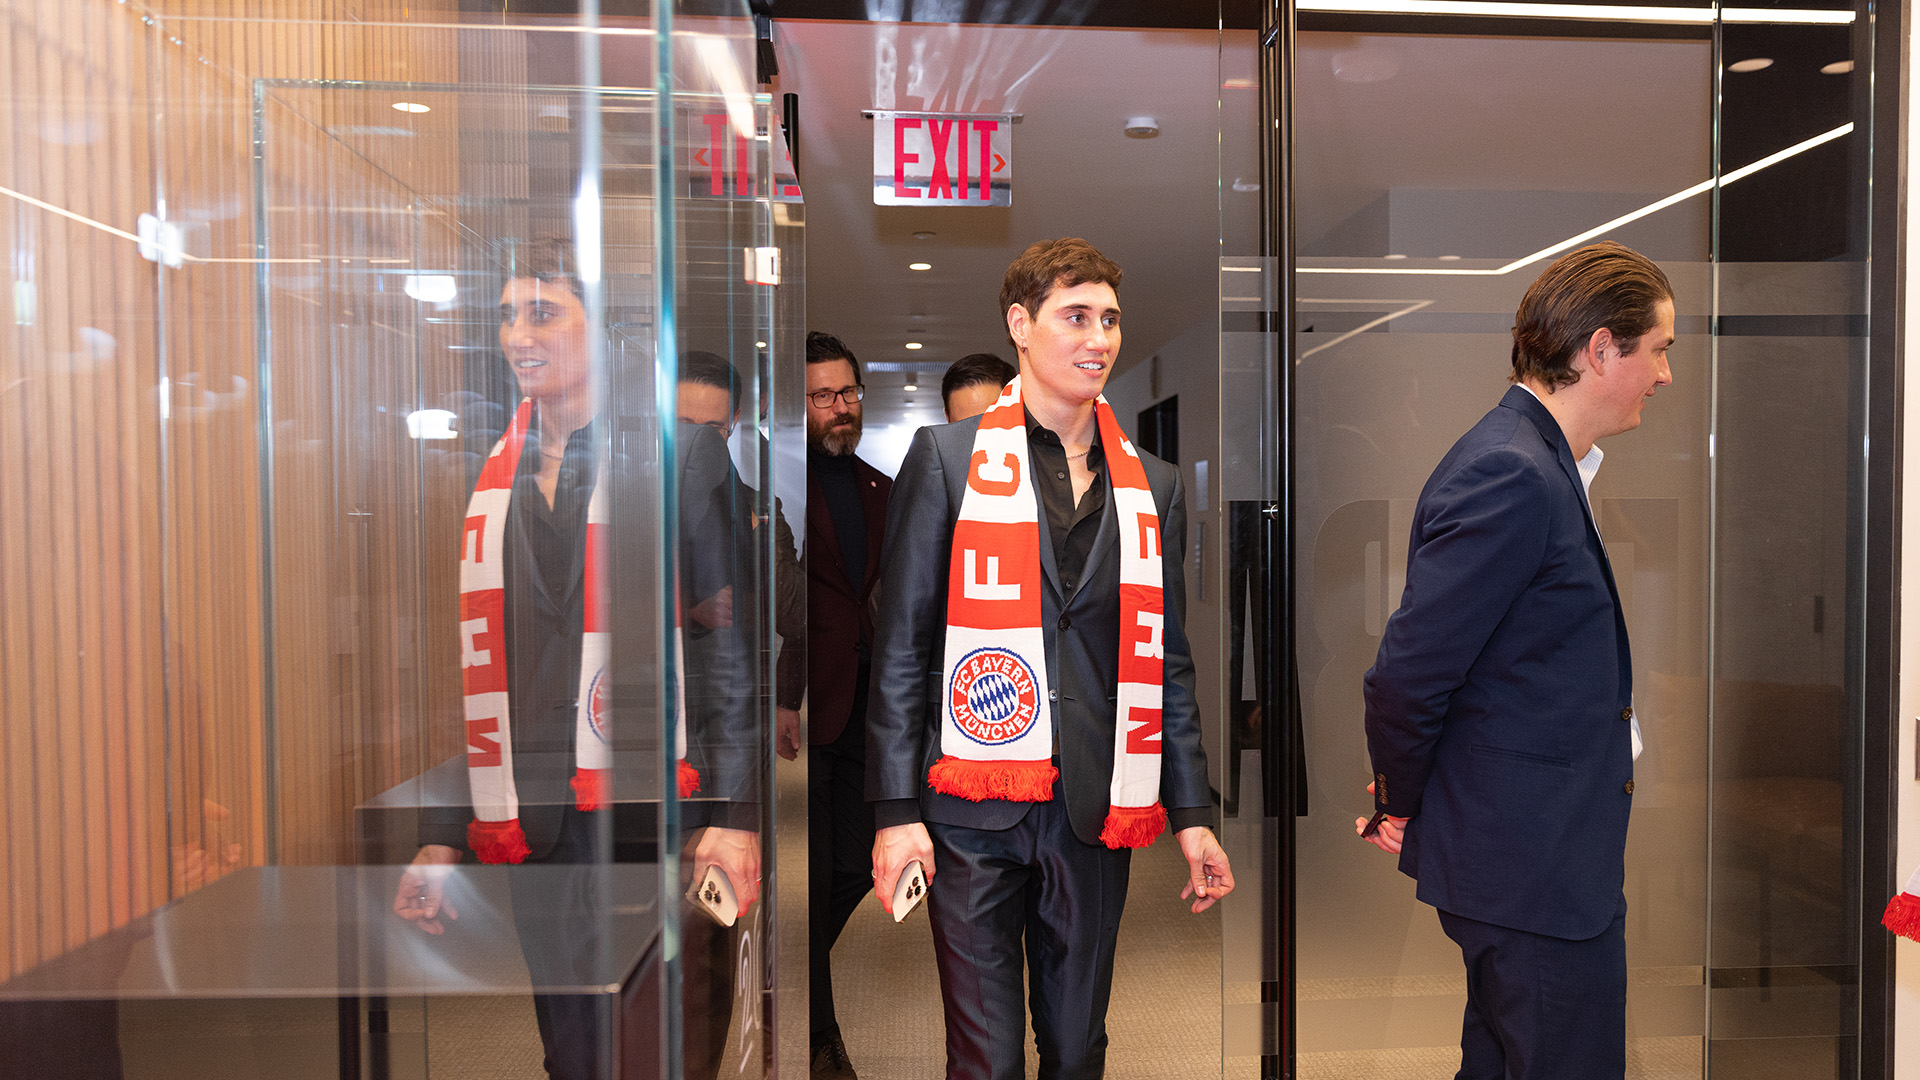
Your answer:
[1026,415,1105,594]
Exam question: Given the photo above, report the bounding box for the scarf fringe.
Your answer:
[1099,802,1167,850]
[678,761,701,800]
[1883,891,1920,942]
[469,818,532,865]
[571,769,608,812]
[928,756,1058,803]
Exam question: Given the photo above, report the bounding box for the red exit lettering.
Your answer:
[894,117,1003,202]
[698,114,754,197]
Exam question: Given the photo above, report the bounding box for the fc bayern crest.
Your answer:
[947,646,1041,746]
[587,668,611,744]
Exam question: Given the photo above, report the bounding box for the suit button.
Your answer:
[1624,780,1635,794]
[1057,615,1071,630]
[1621,707,1634,722]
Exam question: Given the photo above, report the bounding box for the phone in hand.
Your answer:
[687,863,739,927]
[891,860,928,923]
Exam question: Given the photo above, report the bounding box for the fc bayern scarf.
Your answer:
[929,375,1170,849]
[461,399,698,864]
[1882,865,1920,942]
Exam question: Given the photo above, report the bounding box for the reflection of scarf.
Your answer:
[930,376,1168,849]
[460,399,697,865]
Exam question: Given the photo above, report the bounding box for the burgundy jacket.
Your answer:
[785,455,891,745]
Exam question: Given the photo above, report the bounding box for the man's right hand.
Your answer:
[394,844,461,934]
[775,707,802,761]
[872,822,934,916]
[1354,781,1410,854]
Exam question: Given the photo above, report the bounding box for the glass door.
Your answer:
[1278,3,1872,1078]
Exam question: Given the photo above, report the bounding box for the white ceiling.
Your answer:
[777,19,1713,438]
[776,19,1260,429]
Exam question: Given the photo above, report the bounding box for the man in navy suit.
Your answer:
[1358,241,1675,1079]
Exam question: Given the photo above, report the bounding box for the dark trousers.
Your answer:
[926,795,1132,1080]
[809,698,876,1040]
[511,806,736,1080]
[1437,900,1627,1080]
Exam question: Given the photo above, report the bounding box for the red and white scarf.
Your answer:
[1883,865,1920,942]
[928,376,1169,849]
[460,399,698,864]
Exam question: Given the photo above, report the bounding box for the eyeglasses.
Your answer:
[807,385,865,408]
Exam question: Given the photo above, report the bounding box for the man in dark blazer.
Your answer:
[788,331,892,1079]
[868,239,1234,1080]
[1358,241,1675,1080]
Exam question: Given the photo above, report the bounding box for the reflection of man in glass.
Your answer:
[392,238,759,1080]
[1358,241,1674,1080]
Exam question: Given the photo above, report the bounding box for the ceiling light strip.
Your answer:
[1297,0,1853,24]
[0,185,326,265]
[1300,122,1853,278]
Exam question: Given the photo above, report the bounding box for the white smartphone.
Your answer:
[891,860,928,923]
[687,863,739,927]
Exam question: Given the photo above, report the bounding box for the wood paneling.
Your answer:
[0,0,471,982]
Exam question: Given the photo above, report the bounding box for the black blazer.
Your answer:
[797,456,892,744]
[866,416,1211,847]
[1364,386,1635,940]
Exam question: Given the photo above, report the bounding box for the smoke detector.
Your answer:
[1124,116,1160,138]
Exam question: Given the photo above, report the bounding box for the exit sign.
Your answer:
[869,110,1014,207]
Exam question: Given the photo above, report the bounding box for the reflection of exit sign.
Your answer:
[868,111,1014,207]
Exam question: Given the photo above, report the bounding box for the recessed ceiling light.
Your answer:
[1221,77,1257,90]
[905,342,923,350]
[1822,60,1854,74]
[913,231,937,240]
[392,101,431,114]
[1728,57,1774,72]
[1384,253,1408,260]
[1437,254,1462,261]
[903,382,919,392]
[909,262,932,271]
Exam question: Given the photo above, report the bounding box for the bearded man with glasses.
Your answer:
[787,330,892,1078]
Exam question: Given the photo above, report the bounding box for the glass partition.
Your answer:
[1287,7,1868,1079]
[0,3,788,1079]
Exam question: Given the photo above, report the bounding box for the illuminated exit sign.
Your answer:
[868,110,1015,207]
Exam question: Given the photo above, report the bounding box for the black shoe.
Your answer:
[810,1031,858,1080]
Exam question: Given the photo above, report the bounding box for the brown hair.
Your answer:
[1511,241,1672,391]
[999,238,1122,346]
[504,235,584,300]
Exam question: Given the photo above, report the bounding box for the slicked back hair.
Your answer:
[1512,241,1673,391]
[679,350,741,416]
[941,353,1016,405]
[999,238,1122,346]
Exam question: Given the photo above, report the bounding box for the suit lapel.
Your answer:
[805,469,854,594]
[1502,385,1628,620]
[855,459,888,596]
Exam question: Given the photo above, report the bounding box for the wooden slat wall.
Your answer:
[0,0,467,982]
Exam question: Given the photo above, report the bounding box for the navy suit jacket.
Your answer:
[866,415,1212,847]
[1364,385,1635,940]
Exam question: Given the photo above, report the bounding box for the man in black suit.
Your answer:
[1358,241,1675,1079]
[867,238,1234,1080]
[789,331,892,1079]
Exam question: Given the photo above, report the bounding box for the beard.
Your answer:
[810,412,863,456]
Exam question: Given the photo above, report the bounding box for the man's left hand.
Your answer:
[692,826,762,911]
[1176,826,1235,913]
